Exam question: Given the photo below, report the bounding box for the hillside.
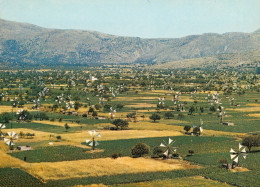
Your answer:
[0,19,259,65]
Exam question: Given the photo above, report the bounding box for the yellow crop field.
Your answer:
[61,129,183,143]
[32,120,81,127]
[25,157,201,180]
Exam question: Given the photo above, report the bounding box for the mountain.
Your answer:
[0,19,259,65]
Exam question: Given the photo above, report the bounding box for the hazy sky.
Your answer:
[0,0,259,38]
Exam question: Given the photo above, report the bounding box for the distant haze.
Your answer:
[0,0,259,38]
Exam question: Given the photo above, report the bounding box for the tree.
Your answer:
[164,111,174,119]
[193,126,200,136]
[112,119,129,130]
[64,123,70,132]
[74,101,81,111]
[184,125,191,133]
[189,106,195,115]
[200,107,204,113]
[95,103,102,110]
[209,106,216,112]
[242,135,260,152]
[92,111,98,117]
[188,150,194,156]
[131,143,150,157]
[116,104,124,110]
[0,112,13,123]
[152,146,164,158]
[88,107,94,114]
[149,113,161,122]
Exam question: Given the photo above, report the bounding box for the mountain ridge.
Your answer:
[0,19,259,65]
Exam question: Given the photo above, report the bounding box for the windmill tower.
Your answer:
[160,138,177,159]
[230,143,247,168]
[0,123,6,140]
[86,130,101,150]
[4,131,18,150]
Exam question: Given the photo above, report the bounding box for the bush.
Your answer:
[111,153,120,159]
[152,146,164,158]
[56,136,61,140]
[95,103,102,110]
[82,114,87,118]
[184,125,191,132]
[131,143,150,157]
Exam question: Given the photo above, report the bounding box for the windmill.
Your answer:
[193,119,203,136]
[160,138,177,159]
[218,106,225,124]
[230,143,247,167]
[0,123,6,140]
[109,107,116,119]
[4,131,18,150]
[86,130,101,150]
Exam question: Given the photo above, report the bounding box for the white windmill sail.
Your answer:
[239,143,243,150]
[230,154,237,160]
[168,138,173,144]
[96,133,101,137]
[241,148,246,153]
[243,155,247,159]
[160,143,166,147]
[233,157,239,163]
[88,131,93,136]
[0,123,6,129]
[230,148,236,153]
[163,149,168,156]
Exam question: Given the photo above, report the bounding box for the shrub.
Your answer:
[184,125,191,132]
[56,136,61,140]
[131,143,150,157]
[152,146,164,158]
[111,153,120,159]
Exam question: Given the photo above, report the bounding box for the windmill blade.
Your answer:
[4,138,9,142]
[11,131,16,137]
[95,141,99,146]
[200,127,203,132]
[88,131,93,136]
[230,148,236,153]
[230,154,237,160]
[233,156,239,163]
[5,140,11,146]
[96,133,101,137]
[163,149,169,156]
[89,142,93,146]
[93,130,97,136]
[242,155,247,159]
[239,143,243,150]
[241,148,246,153]
[86,139,90,143]
[7,132,11,137]
[11,142,15,146]
[14,134,18,139]
[168,138,173,144]
[160,143,166,147]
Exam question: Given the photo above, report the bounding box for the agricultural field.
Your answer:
[0,68,260,186]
